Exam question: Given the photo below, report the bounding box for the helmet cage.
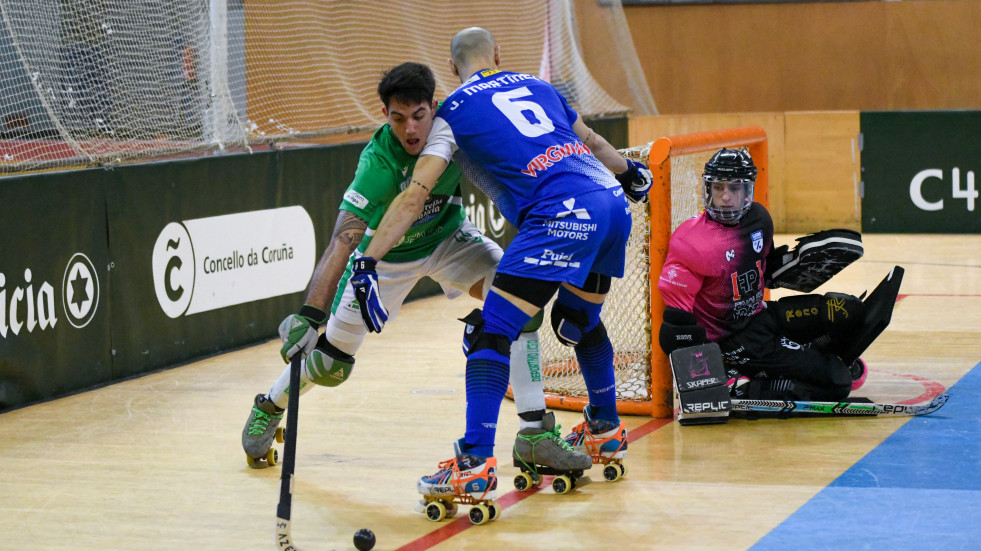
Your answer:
[703,174,754,225]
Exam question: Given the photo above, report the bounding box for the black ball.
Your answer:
[353,528,375,551]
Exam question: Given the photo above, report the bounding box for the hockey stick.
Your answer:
[731,392,948,417]
[275,354,303,550]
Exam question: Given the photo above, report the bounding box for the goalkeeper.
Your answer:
[241,62,588,473]
[657,147,902,402]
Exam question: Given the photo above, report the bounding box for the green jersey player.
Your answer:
[242,62,589,477]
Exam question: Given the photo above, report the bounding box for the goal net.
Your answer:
[530,127,769,418]
[0,0,646,174]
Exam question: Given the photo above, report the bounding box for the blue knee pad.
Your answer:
[550,286,604,347]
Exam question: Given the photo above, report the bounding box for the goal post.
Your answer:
[526,126,768,419]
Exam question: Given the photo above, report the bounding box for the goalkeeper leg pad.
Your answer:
[774,292,864,340]
[836,266,904,365]
[669,343,731,425]
[306,339,355,388]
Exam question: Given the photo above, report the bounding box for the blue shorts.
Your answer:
[497,189,631,287]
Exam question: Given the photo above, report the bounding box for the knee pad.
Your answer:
[460,307,513,357]
[550,286,604,347]
[305,339,355,387]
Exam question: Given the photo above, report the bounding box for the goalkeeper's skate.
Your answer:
[242,394,285,468]
[564,405,628,482]
[416,438,500,525]
[850,358,868,392]
[512,411,592,495]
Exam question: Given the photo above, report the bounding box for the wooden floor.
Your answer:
[2,234,979,551]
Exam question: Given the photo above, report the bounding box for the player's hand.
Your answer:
[350,256,389,333]
[615,159,653,203]
[278,304,327,362]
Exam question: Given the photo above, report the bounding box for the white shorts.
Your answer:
[331,219,503,328]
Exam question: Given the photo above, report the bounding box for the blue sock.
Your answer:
[576,338,619,424]
[462,291,532,458]
[556,287,620,424]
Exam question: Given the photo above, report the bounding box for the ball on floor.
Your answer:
[353,528,375,551]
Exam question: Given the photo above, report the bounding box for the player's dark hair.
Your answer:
[377,62,436,108]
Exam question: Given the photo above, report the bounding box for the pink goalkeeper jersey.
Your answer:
[657,203,773,341]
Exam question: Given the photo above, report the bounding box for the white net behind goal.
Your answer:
[0,0,645,174]
[535,144,707,412]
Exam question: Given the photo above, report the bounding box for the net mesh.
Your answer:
[535,144,706,410]
[0,0,643,174]
[535,128,768,417]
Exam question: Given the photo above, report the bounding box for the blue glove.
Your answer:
[350,256,389,333]
[615,159,653,203]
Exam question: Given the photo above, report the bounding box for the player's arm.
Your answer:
[305,210,368,311]
[361,155,445,260]
[573,115,627,173]
[656,257,708,355]
[573,114,652,203]
[350,154,447,333]
[278,210,367,361]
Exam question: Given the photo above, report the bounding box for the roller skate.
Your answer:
[850,358,868,392]
[415,438,500,525]
[564,405,628,482]
[242,394,284,468]
[512,412,592,495]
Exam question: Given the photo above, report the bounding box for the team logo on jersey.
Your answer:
[751,230,764,253]
[556,198,590,219]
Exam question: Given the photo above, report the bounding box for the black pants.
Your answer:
[718,304,851,400]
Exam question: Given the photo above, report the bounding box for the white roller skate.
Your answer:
[512,411,592,495]
[241,394,284,468]
[416,438,500,525]
[564,405,628,482]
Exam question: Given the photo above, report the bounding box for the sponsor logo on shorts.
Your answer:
[523,249,580,269]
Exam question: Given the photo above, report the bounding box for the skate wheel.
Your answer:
[275,426,285,444]
[488,501,501,521]
[530,472,543,488]
[552,475,572,495]
[514,472,532,491]
[245,454,260,469]
[266,447,279,467]
[469,503,490,525]
[425,501,446,522]
[444,501,458,518]
[603,464,621,482]
[619,463,628,478]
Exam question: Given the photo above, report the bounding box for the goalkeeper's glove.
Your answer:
[350,256,389,333]
[278,304,327,362]
[615,159,653,203]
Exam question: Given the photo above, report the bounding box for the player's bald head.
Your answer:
[450,27,497,69]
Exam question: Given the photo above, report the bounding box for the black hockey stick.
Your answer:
[731,392,948,417]
[275,354,303,550]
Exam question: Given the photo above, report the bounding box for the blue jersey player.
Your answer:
[355,27,653,513]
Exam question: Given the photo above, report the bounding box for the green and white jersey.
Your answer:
[340,124,465,263]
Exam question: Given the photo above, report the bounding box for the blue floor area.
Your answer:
[752,362,981,551]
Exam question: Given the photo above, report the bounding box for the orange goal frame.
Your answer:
[538,126,769,418]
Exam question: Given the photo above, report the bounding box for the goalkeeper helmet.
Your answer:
[702,147,757,225]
